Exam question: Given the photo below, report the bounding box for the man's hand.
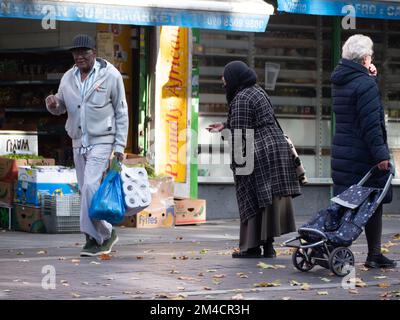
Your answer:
[45,95,58,109]
[114,152,124,162]
[206,122,225,133]
[369,63,378,77]
[377,160,390,171]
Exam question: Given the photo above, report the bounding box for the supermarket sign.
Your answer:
[278,0,400,20]
[0,0,273,32]
[0,131,38,155]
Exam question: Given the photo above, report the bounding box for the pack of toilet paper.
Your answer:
[121,165,151,216]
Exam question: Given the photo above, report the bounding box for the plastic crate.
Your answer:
[43,215,80,234]
[41,194,80,217]
[41,194,81,233]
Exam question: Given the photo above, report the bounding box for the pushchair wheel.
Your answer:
[329,247,355,277]
[292,248,315,272]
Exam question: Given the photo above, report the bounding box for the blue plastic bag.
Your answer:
[89,159,125,225]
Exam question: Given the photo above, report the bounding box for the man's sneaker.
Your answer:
[365,254,397,269]
[99,229,119,254]
[82,234,96,251]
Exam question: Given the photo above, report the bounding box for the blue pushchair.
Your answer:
[284,165,394,277]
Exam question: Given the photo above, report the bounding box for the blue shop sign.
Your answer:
[0,0,272,32]
[278,0,400,20]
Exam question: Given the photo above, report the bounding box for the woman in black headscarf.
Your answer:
[208,61,301,258]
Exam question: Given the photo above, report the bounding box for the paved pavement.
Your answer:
[0,216,399,301]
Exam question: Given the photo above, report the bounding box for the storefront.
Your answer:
[0,0,274,201]
[196,0,400,217]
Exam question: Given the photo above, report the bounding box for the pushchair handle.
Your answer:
[357,163,394,205]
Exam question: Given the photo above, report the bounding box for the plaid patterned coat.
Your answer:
[227,85,301,222]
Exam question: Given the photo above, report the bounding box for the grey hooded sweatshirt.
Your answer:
[46,58,128,154]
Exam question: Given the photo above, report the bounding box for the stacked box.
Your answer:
[119,175,175,228]
[14,204,46,233]
[174,198,206,225]
[0,157,55,205]
[15,166,78,206]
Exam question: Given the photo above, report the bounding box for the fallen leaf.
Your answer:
[203,287,212,291]
[378,283,391,289]
[320,277,331,283]
[144,249,154,254]
[62,283,70,287]
[18,259,29,263]
[359,266,370,272]
[90,261,101,265]
[205,295,215,299]
[212,279,221,285]
[198,272,204,277]
[37,250,47,255]
[16,252,24,256]
[136,256,144,260]
[177,276,200,282]
[206,269,217,273]
[170,270,180,274]
[317,291,329,296]
[290,280,302,286]
[71,293,81,298]
[301,283,311,291]
[381,248,390,254]
[58,257,66,261]
[122,291,132,295]
[71,259,80,264]
[136,291,145,294]
[107,277,115,281]
[383,242,397,249]
[173,294,187,300]
[178,256,189,260]
[212,274,225,279]
[236,273,248,278]
[60,280,68,284]
[177,287,185,291]
[257,262,276,269]
[81,282,89,285]
[254,281,281,287]
[274,265,286,269]
[176,236,183,240]
[231,293,244,300]
[348,289,359,294]
[393,234,400,241]
[355,278,367,288]
[200,249,210,254]
[99,254,111,261]
[374,276,387,280]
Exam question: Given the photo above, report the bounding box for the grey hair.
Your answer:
[342,34,373,64]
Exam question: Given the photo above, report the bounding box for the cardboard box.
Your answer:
[0,157,55,182]
[120,205,174,228]
[123,153,147,166]
[15,166,78,206]
[149,176,174,205]
[0,181,14,205]
[174,198,206,225]
[14,204,46,233]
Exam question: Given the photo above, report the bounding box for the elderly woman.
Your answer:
[208,61,301,258]
[331,35,396,268]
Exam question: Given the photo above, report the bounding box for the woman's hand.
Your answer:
[206,122,225,133]
[377,160,390,171]
[369,63,378,76]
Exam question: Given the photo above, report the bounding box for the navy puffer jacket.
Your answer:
[331,59,392,203]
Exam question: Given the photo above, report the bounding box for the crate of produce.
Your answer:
[41,194,80,233]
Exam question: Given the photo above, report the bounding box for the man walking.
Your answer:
[45,34,129,257]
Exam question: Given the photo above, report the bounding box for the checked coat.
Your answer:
[227,84,301,222]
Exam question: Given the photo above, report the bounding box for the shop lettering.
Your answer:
[6,139,30,153]
[387,6,400,17]
[354,4,376,16]
[139,215,157,226]
[166,31,183,97]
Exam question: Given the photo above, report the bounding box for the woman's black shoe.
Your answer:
[263,244,276,258]
[263,238,276,258]
[232,247,262,258]
[365,254,397,269]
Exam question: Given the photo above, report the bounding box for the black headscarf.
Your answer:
[223,61,257,104]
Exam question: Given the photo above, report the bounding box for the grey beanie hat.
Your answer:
[70,34,96,50]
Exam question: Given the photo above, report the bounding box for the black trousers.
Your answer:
[365,204,383,256]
